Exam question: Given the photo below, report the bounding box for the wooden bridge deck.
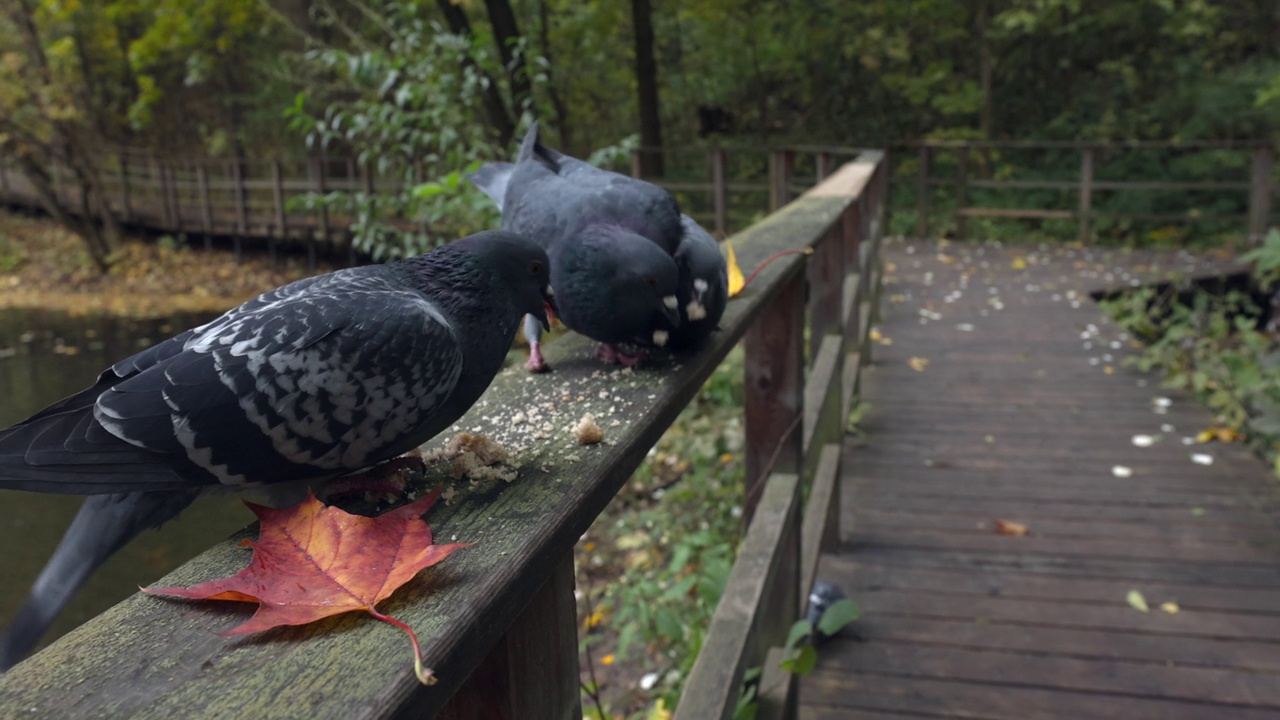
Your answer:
[800,239,1280,718]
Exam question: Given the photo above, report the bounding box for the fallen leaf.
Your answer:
[601,654,616,665]
[1160,602,1180,614]
[1112,465,1133,478]
[1197,427,1241,443]
[145,489,466,685]
[1011,257,1027,270]
[993,520,1029,536]
[869,329,883,341]
[907,357,930,372]
[725,240,745,297]
[1127,590,1150,613]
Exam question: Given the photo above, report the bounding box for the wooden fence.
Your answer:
[0,153,888,719]
[0,144,866,268]
[906,140,1276,243]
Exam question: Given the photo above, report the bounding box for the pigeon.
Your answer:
[470,122,726,371]
[0,230,555,670]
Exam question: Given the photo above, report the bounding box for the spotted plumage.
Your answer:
[0,230,554,670]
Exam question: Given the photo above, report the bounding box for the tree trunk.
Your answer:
[631,0,664,177]
[483,0,533,117]
[436,0,517,146]
[976,0,993,178]
[537,0,572,152]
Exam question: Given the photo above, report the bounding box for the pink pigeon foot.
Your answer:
[323,454,425,502]
[526,342,550,373]
[594,343,645,366]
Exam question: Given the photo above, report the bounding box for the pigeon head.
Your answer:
[593,226,682,342]
[446,230,556,331]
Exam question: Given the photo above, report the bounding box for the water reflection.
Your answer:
[0,309,252,656]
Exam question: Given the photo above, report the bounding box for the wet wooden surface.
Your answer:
[800,239,1280,718]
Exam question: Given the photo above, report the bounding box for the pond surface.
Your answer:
[0,309,253,657]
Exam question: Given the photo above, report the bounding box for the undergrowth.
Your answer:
[1100,228,1280,474]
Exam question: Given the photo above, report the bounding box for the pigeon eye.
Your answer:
[529,260,543,275]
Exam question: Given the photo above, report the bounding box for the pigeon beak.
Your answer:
[539,286,557,332]
[661,295,681,326]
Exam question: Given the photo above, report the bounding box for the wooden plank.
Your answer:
[1248,145,1275,243]
[800,444,842,608]
[710,148,728,236]
[957,207,1074,220]
[755,645,796,720]
[805,161,874,200]
[675,473,801,720]
[802,671,1280,720]
[1078,147,1093,243]
[438,553,580,720]
[744,269,804,523]
[196,163,213,252]
[915,144,930,238]
[822,641,1280,707]
[801,335,843,462]
[954,144,969,241]
[807,224,844,351]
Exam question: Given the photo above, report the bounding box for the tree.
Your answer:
[0,0,120,271]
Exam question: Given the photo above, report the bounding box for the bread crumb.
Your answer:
[573,414,605,445]
[423,432,519,483]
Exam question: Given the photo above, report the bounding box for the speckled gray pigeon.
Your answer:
[0,230,554,670]
[470,122,705,372]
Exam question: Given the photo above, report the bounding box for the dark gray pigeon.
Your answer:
[0,230,554,670]
[470,122,702,371]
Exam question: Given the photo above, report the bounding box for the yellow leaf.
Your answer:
[1195,429,1215,443]
[908,357,930,372]
[1011,257,1027,269]
[601,654,616,665]
[647,699,671,720]
[1127,590,1150,613]
[725,240,745,297]
[1103,365,1114,375]
[1160,602,1180,614]
[869,329,884,341]
[584,608,607,629]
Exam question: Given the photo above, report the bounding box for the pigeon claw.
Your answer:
[526,343,551,373]
[595,343,645,366]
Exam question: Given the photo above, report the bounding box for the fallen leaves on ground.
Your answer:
[144,488,466,685]
[1160,601,1180,614]
[993,520,1029,536]
[1126,590,1150,613]
[907,357,930,372]
[1196,427,1241,443]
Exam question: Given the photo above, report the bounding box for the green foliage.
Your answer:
[0,233,27,273]
[1100,258,1280,474]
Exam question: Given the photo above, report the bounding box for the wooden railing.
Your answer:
[0,152,888,718]
[905,140,1276,243]
[0,143,867,268]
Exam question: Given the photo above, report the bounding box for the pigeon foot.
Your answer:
[595,343,646,366]
[526,343,550,373]
[324,455,424,501]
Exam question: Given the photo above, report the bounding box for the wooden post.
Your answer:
[0,154,10,197]
[954,144,969,242]
[196,162,213,252]
[1249,145,1275,244]
[816,151,833,183]
[1078,147,1094,244]
[710,147,728,237]
[630,149,644,179]
[309,156,327,271]
[168,162,183,232]
[916,144,930,238]
[438,554,581,720]
[769,150,795,211]
[230,160,246,262]
[271,159,286,266]
[118,154,132,223]
[744,268,805,525]
[808,221,844,359]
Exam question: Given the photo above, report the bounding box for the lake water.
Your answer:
[0,309,253,658]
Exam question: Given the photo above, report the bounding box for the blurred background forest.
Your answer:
[1,0,1278,262]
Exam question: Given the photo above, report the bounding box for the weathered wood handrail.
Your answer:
[0,154,888,718]
[906,139,1276,243]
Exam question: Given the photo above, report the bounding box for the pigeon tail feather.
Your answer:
[0,489,199,671]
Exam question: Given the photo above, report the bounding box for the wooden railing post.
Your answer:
[308,155,327,270]
[710,147,728,237]
[1078,146,1094,244]
[118,154,131,223]
[438,553,581,720]
[744,268,805,524]
[816,151,833,183]
[921,143,931,238]
[230,160,247,262]
[954,143,970,242]
[271,159,286,266]
[630,149,644,179]
[1249,144,1275,244]
[196,162,213,252]
[769,150,796,211]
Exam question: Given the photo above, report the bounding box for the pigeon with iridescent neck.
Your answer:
[0,230,554,670]
[470,122,692,371]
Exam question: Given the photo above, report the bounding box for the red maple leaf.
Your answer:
[144,487,466,684]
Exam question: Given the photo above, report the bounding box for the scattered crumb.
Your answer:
[422,431,519,483]
[573,413,605,445]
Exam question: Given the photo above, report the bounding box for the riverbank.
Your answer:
[0,209,331,317]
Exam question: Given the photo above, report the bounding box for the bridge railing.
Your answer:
[0,152,888,719]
